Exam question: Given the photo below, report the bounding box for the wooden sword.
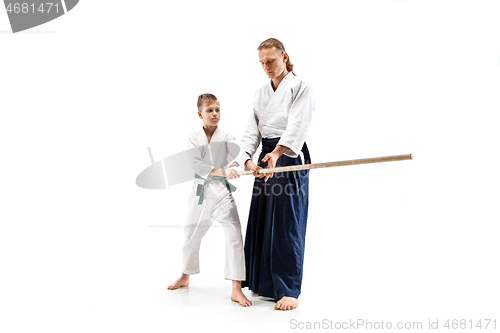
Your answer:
[237,153,413,176]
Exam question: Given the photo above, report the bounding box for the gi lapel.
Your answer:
[206,127,218,168]
[210,127,229,169]
[258,73,296,134]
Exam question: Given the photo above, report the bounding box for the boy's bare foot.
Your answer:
[231,281,252,307]
[167,273,190,290]
[231,289,252,307]
[274,296,298,311]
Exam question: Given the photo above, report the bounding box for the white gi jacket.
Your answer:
[187,127,249,201]
[240,72,315,159]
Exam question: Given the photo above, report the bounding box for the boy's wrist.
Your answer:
[209,168,221,177]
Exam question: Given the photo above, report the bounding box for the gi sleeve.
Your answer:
[225,132,252,171]
[278,83,315,158]
[187,134,213,179]
[240,97,262,160]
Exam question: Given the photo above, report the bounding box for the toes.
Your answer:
[275,299,296,311]
[239,300,251,307]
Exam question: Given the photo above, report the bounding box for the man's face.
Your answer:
[198,100,220,127]
[258,47,287,80]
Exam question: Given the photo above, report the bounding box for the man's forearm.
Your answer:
[273,145,289,157]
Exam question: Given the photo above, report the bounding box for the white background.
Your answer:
[1,1,499,332]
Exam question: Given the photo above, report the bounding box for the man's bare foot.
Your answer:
[231,281,252,307]
[275,296,298,311]
[167,273,190,290]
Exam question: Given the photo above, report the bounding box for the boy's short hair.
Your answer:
[197,93,218,110]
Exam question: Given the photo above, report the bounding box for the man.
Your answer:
[239,38,315,311]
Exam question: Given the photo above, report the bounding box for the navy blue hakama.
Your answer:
[242,138,311,299]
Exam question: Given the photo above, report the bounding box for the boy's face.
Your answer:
[198,100,220,127]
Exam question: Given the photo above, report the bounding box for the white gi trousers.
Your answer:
[182,180,245,281]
